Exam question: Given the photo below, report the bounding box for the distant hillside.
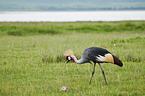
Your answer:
[0,0,145,11]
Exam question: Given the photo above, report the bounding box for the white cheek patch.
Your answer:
[68,56,71,60]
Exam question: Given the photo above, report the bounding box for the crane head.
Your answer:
[66,56,74,63]
[64,49,74,63]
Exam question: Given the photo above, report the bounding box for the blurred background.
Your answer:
[0,0,145,22]
[0,0,145,11]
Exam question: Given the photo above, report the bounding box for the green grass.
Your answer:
[0,21,145,95]
[0,21,145,36]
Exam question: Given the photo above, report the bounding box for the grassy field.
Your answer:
[0,21,145,95]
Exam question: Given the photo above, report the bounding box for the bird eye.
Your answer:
[66,56,71,61]
[66,56,68,60]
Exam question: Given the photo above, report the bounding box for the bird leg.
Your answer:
[98,63,107,85]
[89,63,96,84]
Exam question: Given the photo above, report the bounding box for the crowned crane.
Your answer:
[64,47,123,85]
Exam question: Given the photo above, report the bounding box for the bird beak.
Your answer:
[66,60,69,63]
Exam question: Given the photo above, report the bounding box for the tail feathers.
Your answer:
[112,55,123,67]
[102,54,123,67]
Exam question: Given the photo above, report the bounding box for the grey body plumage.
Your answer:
[82,47,111,63]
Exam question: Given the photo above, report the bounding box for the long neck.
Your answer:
[71,55,84,64]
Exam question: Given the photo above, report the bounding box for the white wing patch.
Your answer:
[96,53,114,63]
[96,55,105,62]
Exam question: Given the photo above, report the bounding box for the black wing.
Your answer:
[82,47,111,63]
